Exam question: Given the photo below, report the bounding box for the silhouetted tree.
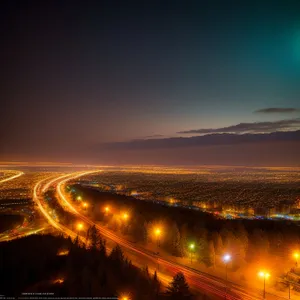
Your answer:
[109,244,125,265]
[212,231,224,255]
[152,270,161,298]
[180,223,189,257]
[166,272,193,299]
[168,222,183,257]
[86,225,102,250]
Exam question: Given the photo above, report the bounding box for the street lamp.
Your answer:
[76,196,82,201]
[189,243,195,264]
[104,206,110,213]
[122,212,129,221]
[258,271,270,299]
[154,228,161,247]
[77,222,83,235]
[293,252,299,266]
[223,253,231,299]
[82,202,88,210]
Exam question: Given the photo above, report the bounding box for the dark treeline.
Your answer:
[76,186,300,269]
[44,190,76,228]
[0,214,24,233]
[0,230,202,299]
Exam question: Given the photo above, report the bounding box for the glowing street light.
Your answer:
[76,196,82,201]
[293,252,299,266]
[258,271,270,299]
[119,294,130,300]
[77,222,83,234]
[189,243,195,264]
[82,202,88,209]
[223,253,231,298]
[154,227,161,247]
[104,206,110,213]
[122,212,129,221]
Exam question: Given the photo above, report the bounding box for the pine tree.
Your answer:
[171,222,183,257]
[86,225,102,250]
[166,272,192,299]
[152,270,161,297]
[109,244,125,264]
[200,239,215,267]
[180,223,189,257]
[212,231,224,255]
[143,266,150,277]
[73,235,80,248]
[99,237,107,257]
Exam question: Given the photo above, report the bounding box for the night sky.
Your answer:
[1,1,300,165]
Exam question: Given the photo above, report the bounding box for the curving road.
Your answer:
[36,171,286,300]
[0,170,24,184]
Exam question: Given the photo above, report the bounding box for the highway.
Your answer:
[35,171,286,300]
[32,176,86,242]
[0,170,24,184]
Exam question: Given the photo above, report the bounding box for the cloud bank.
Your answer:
[93,130,300,167]
[177,118,300,135]
[254,108,299,113]
[101,130,300,150]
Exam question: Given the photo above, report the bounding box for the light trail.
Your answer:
[50,170,254,300]
[37,170,285,300]
[32,176,84,242]
[0,170,24,184]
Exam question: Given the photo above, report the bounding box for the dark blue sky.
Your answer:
[1,0,300,163]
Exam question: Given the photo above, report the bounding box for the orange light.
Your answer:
[105,206,110,213]
[293,252,299,260]
[57,250,69,256]
[223,254,231,263]
[83,202,88,208]
[119,294,130,300]
[155,228,161,236]
[77,223,83,230]
[54,278,64,284]
[122,213,128,220]
[258,271,270,279]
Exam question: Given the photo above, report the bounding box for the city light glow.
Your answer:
[223,254,231,263]
[57,249,69,256]
[154,228,161,236]
[258,271,270,279]
[189,243,195,250]
[54,278,64,284]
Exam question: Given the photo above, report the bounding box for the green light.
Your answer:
[189,243,195,250]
